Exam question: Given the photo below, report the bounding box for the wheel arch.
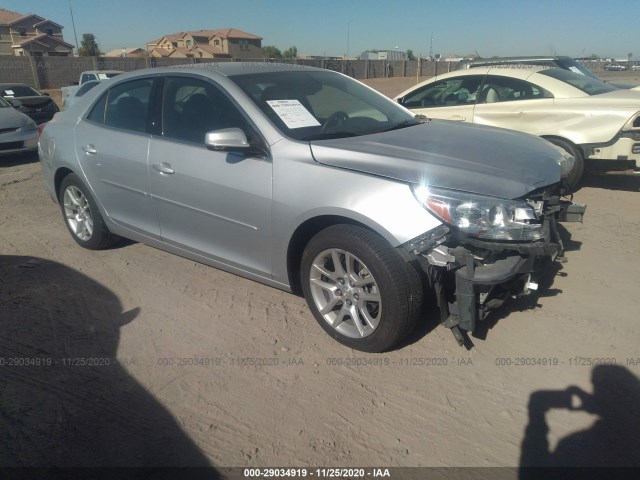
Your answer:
[540,135,585,158]
[286,215,381,296]
[54,167,75,203]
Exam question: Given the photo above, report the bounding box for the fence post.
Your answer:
[28,55,40,89]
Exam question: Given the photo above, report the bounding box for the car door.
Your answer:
[399,75,484,122]
[74,77,161,239]
[148,75,272,276]
[472,75,555,135]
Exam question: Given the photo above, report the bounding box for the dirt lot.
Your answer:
[1,76,640,474]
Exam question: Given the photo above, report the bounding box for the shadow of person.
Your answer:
[519,365,640,478]
[0,256,219,476]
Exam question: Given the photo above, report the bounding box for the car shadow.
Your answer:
[0,255,220,476]
[581,172,640,192]
[519,365,640,476]
[0,151,39,168]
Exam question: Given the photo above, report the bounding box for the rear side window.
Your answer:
[86,79,153,133]
[401,76,484,108]
[478,76,552,104]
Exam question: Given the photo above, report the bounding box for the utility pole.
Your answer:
[68,0,79,55]
[429,32,434,58]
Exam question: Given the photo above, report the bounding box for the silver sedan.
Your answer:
[0,96,38,156]
[39,63,583,351]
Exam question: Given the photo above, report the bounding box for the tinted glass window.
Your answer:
[86,91,107,123]
[540,68,617,95]
[402,76,484,108]
[104,79,153,133]
[0,85,42,97]
[76,81,99,98]
[478,76,553,104]
[162,76,250,144]
[81,74,94,84]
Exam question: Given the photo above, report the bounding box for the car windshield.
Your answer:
[0,85,43,97]
[230,70,420,141]
[540,68,617,95]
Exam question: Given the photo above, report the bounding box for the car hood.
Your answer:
[309,121,562,199]
[0,107,24,129]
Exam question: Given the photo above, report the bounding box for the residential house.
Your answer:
[104,47,147,58]
[0,8,74,56]
[147,28,261,59]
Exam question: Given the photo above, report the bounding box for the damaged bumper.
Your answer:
[400,199,587,346]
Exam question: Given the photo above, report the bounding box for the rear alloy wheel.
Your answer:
[301,225,423,352]
[60,174,119,250]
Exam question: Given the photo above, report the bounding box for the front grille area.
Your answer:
[633,143,640,154]
[0,127,19,135]
[0,141,23,151]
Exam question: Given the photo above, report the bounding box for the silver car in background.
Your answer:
[38,63,584,351]
[0,95,38,156]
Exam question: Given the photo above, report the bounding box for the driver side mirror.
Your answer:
[205,128,251,150]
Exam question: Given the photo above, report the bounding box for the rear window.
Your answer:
[0,85,42,97]
[540,68,617,95]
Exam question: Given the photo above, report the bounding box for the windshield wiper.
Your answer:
[382,115,427,132]
[304,131,358,141]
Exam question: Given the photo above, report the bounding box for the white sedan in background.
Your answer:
[395,66,640,189]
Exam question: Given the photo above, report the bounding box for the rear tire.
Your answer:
[59,173,120,250]
[545,137,584,193]
[300,224,423,352]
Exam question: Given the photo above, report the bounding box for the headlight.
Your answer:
[21,117,37,132]
[412,185,544,241]
[545,142,575,179]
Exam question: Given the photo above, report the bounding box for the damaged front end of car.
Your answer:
[399,184,586,346]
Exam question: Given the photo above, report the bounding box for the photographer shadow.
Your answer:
[519,365,640,477]
[0,255,219,476]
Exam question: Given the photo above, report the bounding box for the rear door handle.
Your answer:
[152,162,175,175]
[82,144,97,154]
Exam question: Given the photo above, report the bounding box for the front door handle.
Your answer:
[152,162,175,175]
[450,115,466,121]
[82,144,97,154]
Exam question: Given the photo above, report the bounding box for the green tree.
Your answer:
[282,46,298,59]
[628,52,633,62]
[589,53,599,60]
[261,45,282,58]
[406,49,416,61]
[78,33,101,56]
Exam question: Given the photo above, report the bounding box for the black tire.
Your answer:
[59,173,120,250]
[545,137,584,193]
[300,224,423,352]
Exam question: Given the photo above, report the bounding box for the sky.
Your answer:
[2,0,639,59]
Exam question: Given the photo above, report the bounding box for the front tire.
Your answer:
[301,225,423,352]
[59,173,119,250]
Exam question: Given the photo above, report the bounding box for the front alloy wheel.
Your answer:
[301,225,423,352]
[309,249,382,339]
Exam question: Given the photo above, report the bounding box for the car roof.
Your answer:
[108,62,326,82]
[434,65,550,80]
[463,56,572,65]
[83,70,125,75]
[0,83,33,88]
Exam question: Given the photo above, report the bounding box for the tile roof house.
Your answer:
[147,28,262,59]
[0,8,74,56]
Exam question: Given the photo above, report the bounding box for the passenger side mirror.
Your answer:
[205,128,251,150]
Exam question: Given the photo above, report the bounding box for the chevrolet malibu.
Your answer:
[38,64,584,352]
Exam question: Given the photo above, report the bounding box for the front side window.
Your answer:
[478,76,553,104]
[231,70,418,141]
[401,76,484,108]
[162,76,251,144]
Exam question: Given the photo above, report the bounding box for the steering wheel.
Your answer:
[320,111,349,133]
